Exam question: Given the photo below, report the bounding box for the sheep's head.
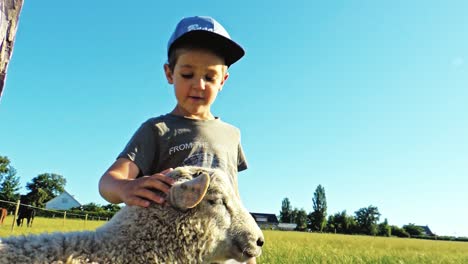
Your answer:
[167,166,264,263]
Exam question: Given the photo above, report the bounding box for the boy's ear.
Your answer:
[219,72,229,91]
[164,64,174,84]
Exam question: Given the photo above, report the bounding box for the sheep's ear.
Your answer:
[168,172,210,210]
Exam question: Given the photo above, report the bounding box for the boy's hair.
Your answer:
[167,16,244,68]
[167,41,227,72]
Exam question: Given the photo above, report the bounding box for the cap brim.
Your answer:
[168,31,245,67]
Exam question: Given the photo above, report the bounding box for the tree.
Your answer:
[403,223,424,237]
[0,155,11,176]
[326,214,336,233]
[1,0,25,98]
[0,165,21,210]
[80,203,105,213]
[102,203,122,213]
[279,197,293,223]
[378,218,391,237]
[308,184,327,232]
[0,156,21,210]
[293,208,308,231]
[390,225,410,238]
[25,173,66,207]
[22,189,48,207]
[326,210,356,234]
[355,205,381,235]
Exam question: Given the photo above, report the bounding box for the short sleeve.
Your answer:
[118,121,157,176]
[237,142,248,172]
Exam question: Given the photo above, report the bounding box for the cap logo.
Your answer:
[187,24,214,32]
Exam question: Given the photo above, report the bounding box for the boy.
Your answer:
[99,16,256,263]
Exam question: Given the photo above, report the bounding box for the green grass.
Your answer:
[2,218,468,263]
[0,215,107,237]
[258,230,468,264]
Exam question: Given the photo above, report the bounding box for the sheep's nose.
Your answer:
[257,237,264,247]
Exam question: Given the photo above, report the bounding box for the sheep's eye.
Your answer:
[194,171,204,177]
[208,199,224,206]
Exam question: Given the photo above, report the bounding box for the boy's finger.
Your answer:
[151,172,175,185]
[148,179,172,193]
[138,188,166,204]
[125,196,151,208]
[160,168,174,175]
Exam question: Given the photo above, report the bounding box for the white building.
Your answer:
[278,223,297,231]
[45,190,82,210]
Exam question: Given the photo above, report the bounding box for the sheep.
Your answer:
[0,166,264,264]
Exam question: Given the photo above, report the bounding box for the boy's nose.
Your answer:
[192,78,206,90]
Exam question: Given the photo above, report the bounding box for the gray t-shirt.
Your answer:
[118,114,247,189]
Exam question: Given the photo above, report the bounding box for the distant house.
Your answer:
[417,225,435,236]
[277,223,297,231]
[45,190,82,210]
[250,212,279,229]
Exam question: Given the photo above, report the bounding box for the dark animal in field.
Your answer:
[0,208,7,225]
[16,206,35,227]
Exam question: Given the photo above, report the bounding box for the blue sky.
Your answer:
[1,1,467,237]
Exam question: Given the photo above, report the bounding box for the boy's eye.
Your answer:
[205,75,218,82]
[181,73,193,79]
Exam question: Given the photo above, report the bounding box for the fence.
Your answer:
[0,198,110,233]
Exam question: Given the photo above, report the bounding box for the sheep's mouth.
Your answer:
[233,240,262,260]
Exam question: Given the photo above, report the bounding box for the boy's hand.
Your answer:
[119,168,175,207]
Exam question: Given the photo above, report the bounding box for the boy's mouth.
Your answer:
[189,96,204,101]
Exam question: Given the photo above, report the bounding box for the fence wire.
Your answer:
[0,198,111,233]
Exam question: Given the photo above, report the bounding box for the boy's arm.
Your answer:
[99,158,174,207]
[99,158,138,204]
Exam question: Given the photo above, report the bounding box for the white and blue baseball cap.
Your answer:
[167,16,245,67]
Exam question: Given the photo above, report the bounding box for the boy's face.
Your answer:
[164,49,228,120]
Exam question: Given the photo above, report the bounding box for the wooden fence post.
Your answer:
[84,214,88,228]
[10,199,20,232]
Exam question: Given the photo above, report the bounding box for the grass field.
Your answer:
[0,215,107,237]
[2,217,468,263]
[259,230,468,264]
